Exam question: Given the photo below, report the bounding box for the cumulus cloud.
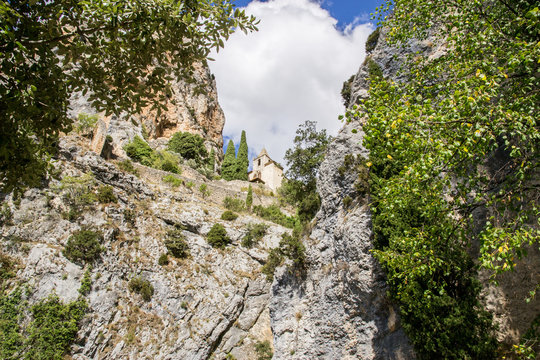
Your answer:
[208,0,373,167]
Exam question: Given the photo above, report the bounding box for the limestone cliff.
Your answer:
[268,27,422,359]
[0,133,284,359]
[70,62,225,164]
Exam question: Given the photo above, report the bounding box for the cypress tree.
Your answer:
[246,184,253,211]
[235,130,249,180]
[221,140,237,181]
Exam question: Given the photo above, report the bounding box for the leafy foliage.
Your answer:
[117,159,139,176]
[167,131,208,165]
[261,231,305,281]
[365,27,380,53]
[206,223,231,249]
[223,196,246,212]
[158,253,169,266]
[221,139,237,181]
[261,249,284,281]
[0,288,87,360]
[128,276,154,302]
[246,184,253,211]
[344,0,540,357]
[0,252,17,286]
[0,0,258,193]
[63,230,104,265]
[78,268,93,296]
[253,205,298,229]
[341,75,355,108]
[199,183,210,198]
[241,223,269,248]
[163,174,184,187]
[124,136,154,165]
[165,229,189,259]
[254,340,273,360]
[74,113,99,136]
[235,130,249,180]
[124,137,181,173]
[97,185,117,203]
[221,210,239,221]
[281,120,331,222]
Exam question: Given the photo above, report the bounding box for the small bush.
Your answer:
[280,232,306,268]
[365,57,383,79]
[117,159,139,176]
[151,150,181,174]
[341,75,355,108]
[207,224,231,249]
[97,185,117,203]
[63,230,104,264]
[165,229,189,258]
[246,185,253,211]
[199,183,210,198]
[75,113,98,136]
[253,205,297,228]
[78,268,92,295]
[261,248,283,281]
[124,136,153,165]
[128,276,154,302]
[343,196,352,208]
[365,27,380,53]
[185,181,194,189]
[255,340,273,360]
[124,208,136,226]
[168,131,208,164]
[221,210,238,221]
[158,253,169,266]
[60,173,97,211]
[0,204,13,226]
[223,196,245,212]
[163,174,184,187]
[0,252,16,285]
[241,223,268,248]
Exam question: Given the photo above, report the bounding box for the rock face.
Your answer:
[137,62,226,158]
[70,61,225,163]
[269,120,414,359]
[1,136,285,360]
[269,27,417,359]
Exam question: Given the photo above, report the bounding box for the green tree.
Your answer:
[246,184,253,211]
[167,131,208,164]
[344,0,539,357]
[280,120,331,222]
[0,0,258,193]
[235,130,249,180]
[221,140,237,181]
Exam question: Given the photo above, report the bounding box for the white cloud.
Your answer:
[209,0,373,168]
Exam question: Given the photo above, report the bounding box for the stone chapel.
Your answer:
[248,148,284,191]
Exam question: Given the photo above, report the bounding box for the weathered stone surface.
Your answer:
[69,61,225,164]
[1,134,286,360]
[270,119,414,359]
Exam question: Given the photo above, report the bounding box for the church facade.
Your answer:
[248,148,284,191]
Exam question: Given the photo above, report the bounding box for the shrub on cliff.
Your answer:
[168,131,208,165]
[206,224,231,249]
[165,229,189,259]
[63,230,104,264]
[221,210,238,221]
[128,276,154,302]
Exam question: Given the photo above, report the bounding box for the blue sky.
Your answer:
[233,0,383,27]
[212,0,380,168]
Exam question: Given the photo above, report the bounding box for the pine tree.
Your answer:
[246,184,253,211]
[235,130,249,180]
[221,140,237,181]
